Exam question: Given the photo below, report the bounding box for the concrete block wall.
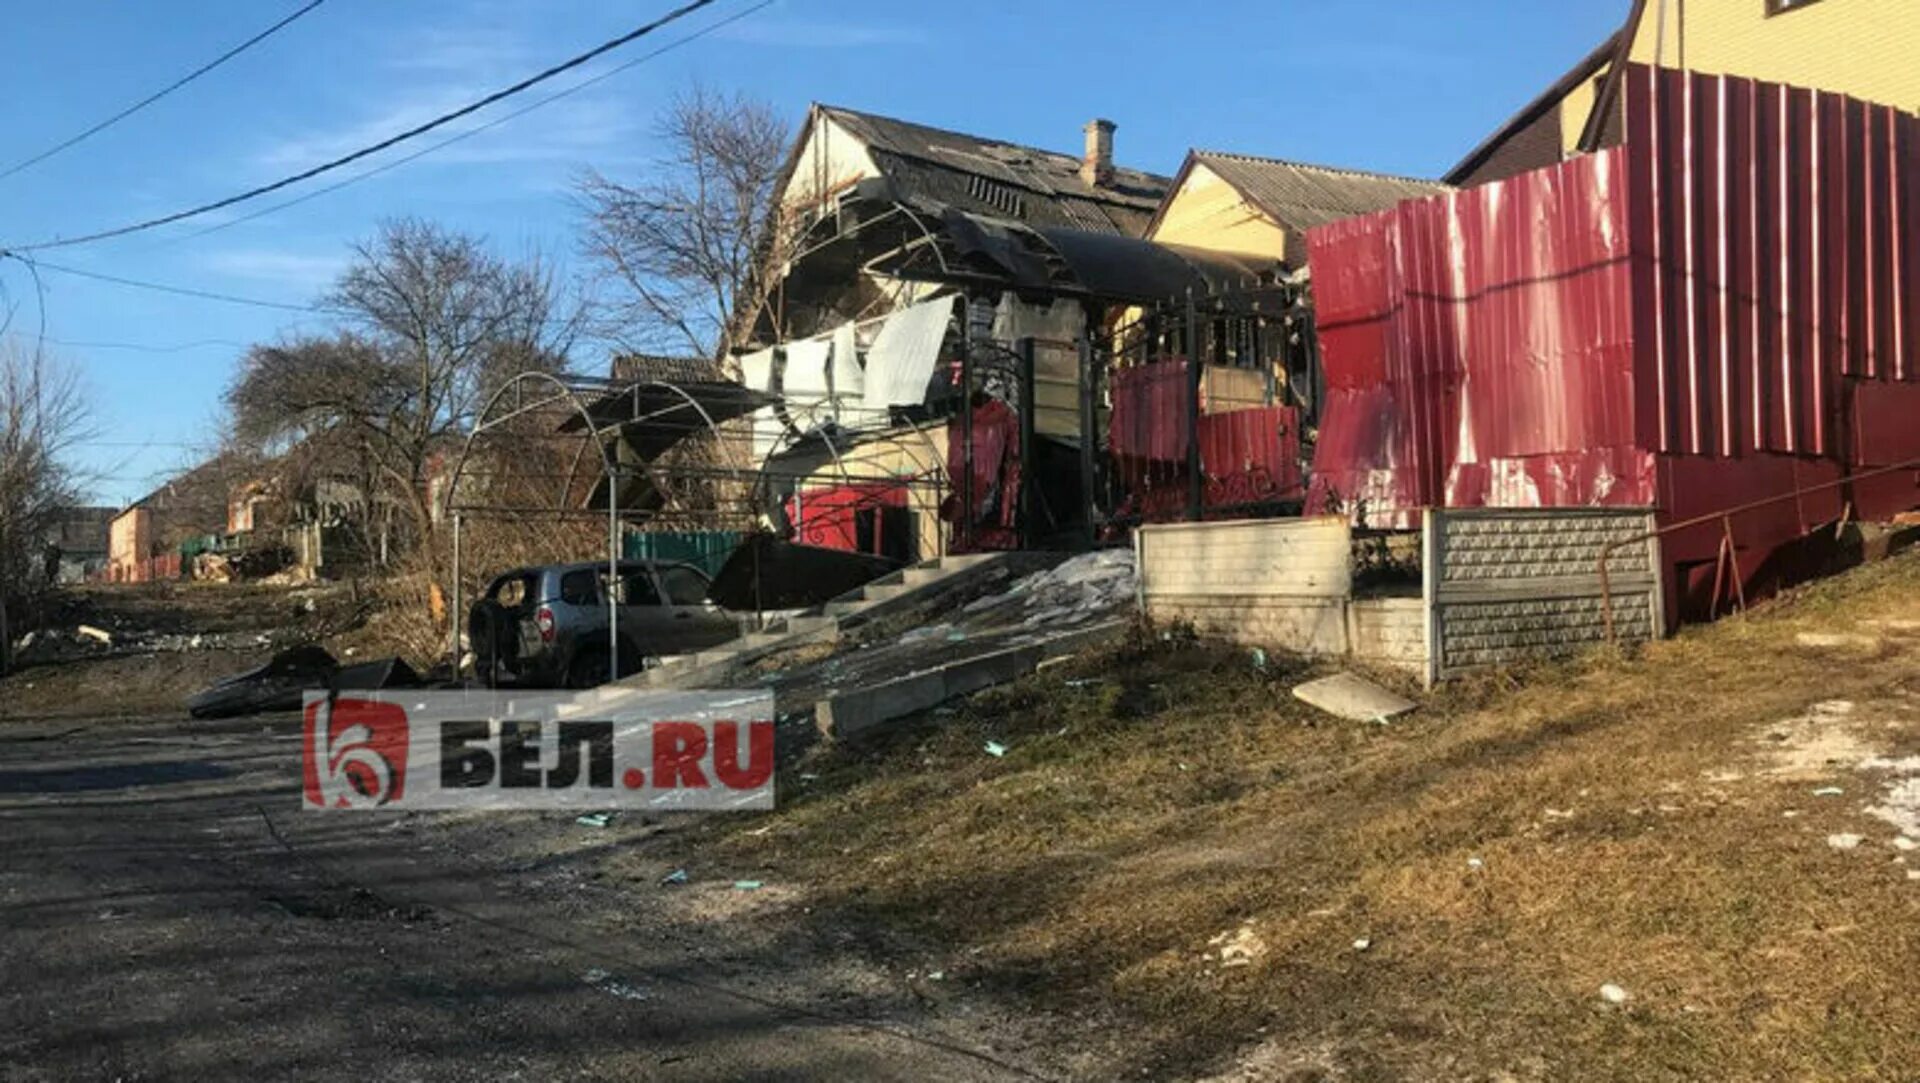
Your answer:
[1424,508,1662,681]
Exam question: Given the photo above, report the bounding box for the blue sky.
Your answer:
[0,0,1629,503]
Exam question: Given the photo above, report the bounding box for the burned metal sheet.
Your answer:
[705,533,902,611]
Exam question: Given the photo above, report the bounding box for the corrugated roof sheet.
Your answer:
[821,106,1170,237]
[1193,150,1450,235]
[609,354,724,385]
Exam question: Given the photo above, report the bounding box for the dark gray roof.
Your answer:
[1192,151,1449,232]
[1179,151,1450,264]
[820,105,1170,237]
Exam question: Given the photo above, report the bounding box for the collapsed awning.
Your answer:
[558,379,776,462]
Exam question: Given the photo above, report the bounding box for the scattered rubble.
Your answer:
[580,968,650,1002]
[1206,924,1267,968]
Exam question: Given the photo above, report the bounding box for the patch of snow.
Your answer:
[1755,701,1879,780]
[1827,833,1865,850]
[1865,778,1920,838]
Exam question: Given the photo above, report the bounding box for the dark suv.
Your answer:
[467,560,741,688]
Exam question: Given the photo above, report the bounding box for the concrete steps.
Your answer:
[605,551,1019,692]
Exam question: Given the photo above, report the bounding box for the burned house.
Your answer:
[729,103,1305,556]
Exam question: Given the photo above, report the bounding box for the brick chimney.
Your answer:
[1081,118,1115,188]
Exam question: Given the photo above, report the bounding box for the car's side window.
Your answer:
[658,566,709,606]
[558,569,598,606]
[606,568,662,606]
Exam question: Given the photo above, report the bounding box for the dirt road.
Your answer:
[0,707,1048,1082]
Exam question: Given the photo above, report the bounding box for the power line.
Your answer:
[185,0,774,241]
[0,0,721,253]
[26,258,338,314]
[0,0,328,183]
[31,335,255,354]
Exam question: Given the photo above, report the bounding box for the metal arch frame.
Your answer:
[442,371,764,684]
[745,393,950,561]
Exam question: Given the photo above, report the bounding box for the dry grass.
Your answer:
[649,549,1920,1081]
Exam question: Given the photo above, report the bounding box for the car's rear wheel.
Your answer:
[563,649,611,689]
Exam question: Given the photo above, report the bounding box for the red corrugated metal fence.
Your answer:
[1305,63,1920,618]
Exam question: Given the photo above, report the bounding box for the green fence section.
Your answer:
[178,533,227,557]
[622,530,742,577]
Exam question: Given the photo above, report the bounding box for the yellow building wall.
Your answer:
[1559,65,1607,154]
[1145,162,1290,261]
[1629,0,1919,109]
[780,114,881,213]
[1549,0,1917,159]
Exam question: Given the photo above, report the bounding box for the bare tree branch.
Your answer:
[576,84,791,361]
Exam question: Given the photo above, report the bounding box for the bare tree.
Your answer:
[577,84,791,361]
[226,219,579,575]
[0,345,89,673]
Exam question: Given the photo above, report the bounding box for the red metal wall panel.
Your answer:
[1306,146,1652,522]
[1305,63,1920,618]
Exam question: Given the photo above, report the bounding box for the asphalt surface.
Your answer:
[0,709,1042,1082]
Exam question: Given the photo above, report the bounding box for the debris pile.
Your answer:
[962,547,1135,629]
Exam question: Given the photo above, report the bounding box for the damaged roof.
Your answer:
[818,105,1171,237]
[610,353,725,385]
[1170,150,1450,265]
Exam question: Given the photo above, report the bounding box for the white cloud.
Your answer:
[252,82,640,175]
[712,18,930,48]
[199,249,347,291]
[386,28,533,75]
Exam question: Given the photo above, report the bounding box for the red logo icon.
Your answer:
[302,697,410,808]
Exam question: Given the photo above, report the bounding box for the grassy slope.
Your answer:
[658,554,1920,1080]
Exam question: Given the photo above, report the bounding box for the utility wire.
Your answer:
[0,0,328,182]
[25,258,338,313]
[29,335,255,354]
[184,0,773,241]
[0,0,720,253]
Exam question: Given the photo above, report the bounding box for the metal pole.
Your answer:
[450,512,463,678]
[1078,320,1098,549]
[1594,454,1920,644]
[608,465,620,683]
[959,300,975,552]
[1185,289,1203,521]
[1017,336,1037,548]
